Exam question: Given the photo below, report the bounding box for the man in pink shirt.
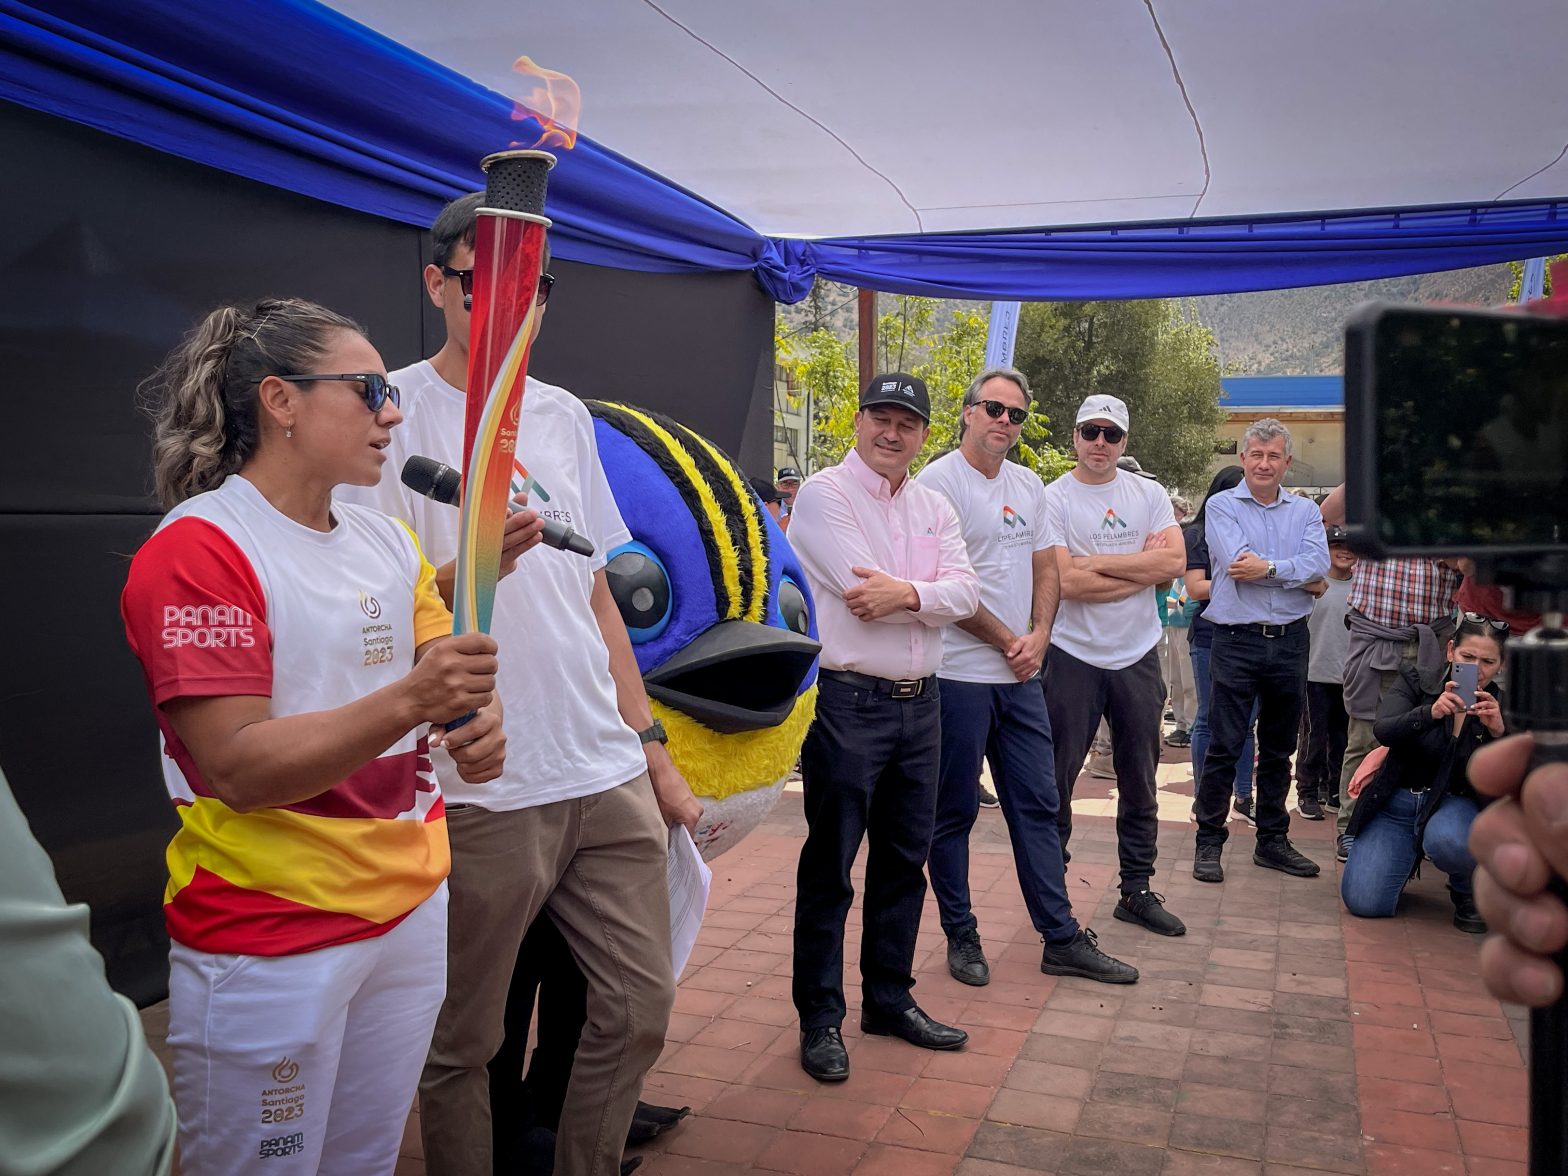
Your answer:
[788,373,981,1083]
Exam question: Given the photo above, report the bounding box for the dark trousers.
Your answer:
[929,678,1079,947]
[1043,644,1164,894]
[1196,624,1309,848]
[1298,680,1349,804]
[792,674,941,1030]
[488,914,586,1169]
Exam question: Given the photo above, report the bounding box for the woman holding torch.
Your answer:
[121,298,504,1174]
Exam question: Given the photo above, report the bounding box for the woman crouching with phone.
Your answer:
[121,299,504,1174]
[1339,613,1508,932]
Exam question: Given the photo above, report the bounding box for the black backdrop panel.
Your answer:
[0,98,775,1003]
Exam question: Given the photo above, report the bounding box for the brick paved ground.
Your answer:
[144,750,1532,1175]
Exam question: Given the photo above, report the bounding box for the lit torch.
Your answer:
[451,59,579,640]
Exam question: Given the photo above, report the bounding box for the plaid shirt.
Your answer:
[1347,557,1460,628]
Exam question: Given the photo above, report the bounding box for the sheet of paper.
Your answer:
[666,824,713,979]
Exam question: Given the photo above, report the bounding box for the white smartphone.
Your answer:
[1452,661,1479,709]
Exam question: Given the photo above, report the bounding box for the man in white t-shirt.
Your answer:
[1042,394,1188,938]
[921,369,1138,989]
[339,194,698,1176]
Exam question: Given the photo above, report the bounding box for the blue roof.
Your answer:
[1220,375,1343,409]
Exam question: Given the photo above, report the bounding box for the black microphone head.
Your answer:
[401,455,463,506]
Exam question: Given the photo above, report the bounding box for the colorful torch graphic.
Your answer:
[451,148,555,637]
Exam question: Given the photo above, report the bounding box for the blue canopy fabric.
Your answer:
[5,0,1568,305]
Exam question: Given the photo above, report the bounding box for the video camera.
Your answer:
[1342,297,1568,1176]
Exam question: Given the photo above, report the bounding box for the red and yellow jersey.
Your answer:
[121,475,453,956]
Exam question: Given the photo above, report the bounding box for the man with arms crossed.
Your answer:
[1192,419,1329,883]
[1042,394,1187,937]
[341,193,699,1176]
[922,369,1138,987]
[789,373,981,1083]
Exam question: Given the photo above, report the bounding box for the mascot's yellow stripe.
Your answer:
[617,406,743,619]
[684,429,768,624]
[651,687,818,801]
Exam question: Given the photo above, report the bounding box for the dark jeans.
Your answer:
[792,674,941,1030]
[929,678,1078,947]
[1189,642,1256,801]
[1298,680,1349,803]
[1043,644,1164,894]
[489,914,585,1167]
[1196,623,1309,848]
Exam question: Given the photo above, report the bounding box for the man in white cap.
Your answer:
[1041,394,1188,937]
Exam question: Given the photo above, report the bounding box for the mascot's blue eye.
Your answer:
[777,576,810,636]
[606,541,673,643]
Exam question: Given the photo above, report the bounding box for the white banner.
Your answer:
[985,301,1022,369]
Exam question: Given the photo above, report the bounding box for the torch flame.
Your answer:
[509,56,581,150]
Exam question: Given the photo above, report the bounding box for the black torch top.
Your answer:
[480,150,555,217]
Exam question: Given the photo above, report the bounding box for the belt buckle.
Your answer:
[890,678,922,699]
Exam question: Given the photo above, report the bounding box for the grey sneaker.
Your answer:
[1041,928,1139,984]
[1336,833,1355,863]
[946,928,990,986]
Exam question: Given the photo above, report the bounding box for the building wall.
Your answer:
[1214,414,1344,493]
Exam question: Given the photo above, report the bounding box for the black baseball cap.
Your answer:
[859,372,931,422]
[749,476,785,504]
[776,466,803,484]
[1325,524,1351,545]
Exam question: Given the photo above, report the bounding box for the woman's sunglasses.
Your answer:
[442,266,555,309]
[278,373,401,413]
[1078,423,1125,444]
[972,399,1029,426]
[1456,611,1509,636]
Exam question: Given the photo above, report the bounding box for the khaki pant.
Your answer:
[419,775,673,1176]
[1337,667,1400,837]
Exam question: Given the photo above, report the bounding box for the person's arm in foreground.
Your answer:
[1468,736,1568,1005]
[592,570,702,832]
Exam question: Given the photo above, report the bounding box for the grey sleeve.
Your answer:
[0,772,176,1176]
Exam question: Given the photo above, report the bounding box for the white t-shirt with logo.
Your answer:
[919,451,1053,684]
[1044,469,1176,671]
[338,360,646,811]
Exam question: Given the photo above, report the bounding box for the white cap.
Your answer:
[1075,394,1130,432]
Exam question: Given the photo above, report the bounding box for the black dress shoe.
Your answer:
[860,1005,968,1051]
[800,1027,850,1081]
[947,928,991,986]
[626,1101,691,1145]
[1451,887,1487,934]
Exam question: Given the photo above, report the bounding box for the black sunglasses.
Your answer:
[973,399,1029,426]
[442,266,555,308]
[1457,611,1509,636]
[1078,423,1125,444]
[278,373,400,413]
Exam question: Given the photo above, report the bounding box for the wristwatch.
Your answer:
[636,719,669,746]
[1266,560,1278,580]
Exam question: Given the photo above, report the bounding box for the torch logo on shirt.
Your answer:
[511,458,552,504]
[1002,505,1026,528]
[358,592,381,620]
[1101,508,1128,531]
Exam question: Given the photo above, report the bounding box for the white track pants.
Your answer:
[167,886,447,1175]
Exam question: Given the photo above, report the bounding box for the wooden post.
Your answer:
[858,287,876,384]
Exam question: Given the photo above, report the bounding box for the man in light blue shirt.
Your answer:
[1192,419,1330,884]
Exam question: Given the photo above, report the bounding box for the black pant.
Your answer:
[488,913,587,1168]
[1298,680,1349,804]
[1043,644,1164,894]
[1196,623,1309,848]
[792,674,941,1030]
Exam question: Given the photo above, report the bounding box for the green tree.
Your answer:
[1013,298,1225,493]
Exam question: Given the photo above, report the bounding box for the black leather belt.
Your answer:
[820,669,934,699]
[1226,617,1308,639]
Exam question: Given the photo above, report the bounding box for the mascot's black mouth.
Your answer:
[644,619,820,734]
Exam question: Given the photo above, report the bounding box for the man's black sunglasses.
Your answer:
[1457,611,1509,636]
[974,399,1029,426]
[442,266,555,308]
[1078,423,1125,444]
[278,373,400,412]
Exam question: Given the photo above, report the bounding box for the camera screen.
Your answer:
[1360,308,1568,550]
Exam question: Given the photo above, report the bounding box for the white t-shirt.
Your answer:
[919,451,1053,684]
[338,360,646,811]
[1044,469,1176,671]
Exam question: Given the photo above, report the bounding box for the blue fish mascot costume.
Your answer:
[490,405,820,1170]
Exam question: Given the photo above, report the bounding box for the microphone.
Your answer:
[401,455,594,557]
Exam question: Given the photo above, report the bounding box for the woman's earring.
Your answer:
[285,426,293,439]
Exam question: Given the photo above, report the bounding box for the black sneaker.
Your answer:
[1254,836,1321,877]
[1336,833,1354,863]
[978,785,1000,809]
[1114,889,1186,936]
[1324,791,1341,811]
[1193,842,1224,883]
[1164,729,1192,748]
[1042,928,1139,984]
[1297,790,1324,820]
[1451,888,1487,934]
[1232,796,1256,825]
[947,928,990,986]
